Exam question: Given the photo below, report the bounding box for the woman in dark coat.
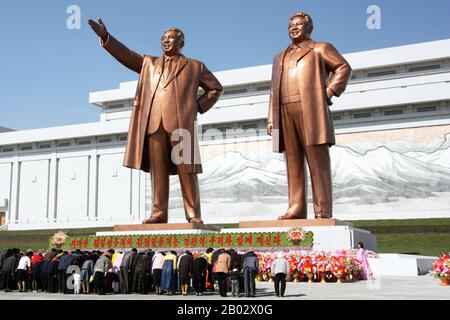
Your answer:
[146,250,155,292]
[0,249,16,292]
[230,250,244,293]
[192,253,208,296]
[48,255,61,293]
[135,251,151,294]
[40,259,50,292]
[40,250,55,293]
[177,251,193,295]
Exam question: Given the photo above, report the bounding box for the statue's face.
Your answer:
[288,16,310,43]
[161,30,183,56]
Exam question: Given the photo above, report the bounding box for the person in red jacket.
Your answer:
[30,251,43,292]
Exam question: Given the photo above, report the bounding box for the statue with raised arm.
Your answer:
[267,12,351,220]
[88,18,223,224]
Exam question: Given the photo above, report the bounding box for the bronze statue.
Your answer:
[267,12,351,219]
[88,18,223,224]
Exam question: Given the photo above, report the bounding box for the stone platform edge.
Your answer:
[239,218,352,228]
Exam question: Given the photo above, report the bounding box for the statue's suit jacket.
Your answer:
[268,39,351,152]
[101,35,223,174]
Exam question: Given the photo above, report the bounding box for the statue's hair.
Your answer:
[163,27,185,48]
[289,12,313,34]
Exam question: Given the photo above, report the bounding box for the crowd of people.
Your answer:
[0,247,292,297]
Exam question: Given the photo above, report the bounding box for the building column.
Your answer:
[87,148,99,221]
[47,142,58,222]
[9,150,20,224]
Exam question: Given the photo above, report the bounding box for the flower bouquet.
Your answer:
[432,254,450,286]
[331,257,346,283]
[285,252,301,281]
[301,258,315,283]
[316,254,329,283]
[257,252,276,281]
[50,231,68,248]
[252,249,375,284]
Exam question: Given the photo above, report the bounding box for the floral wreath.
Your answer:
[286,226,307,244]
[51,231,69,246]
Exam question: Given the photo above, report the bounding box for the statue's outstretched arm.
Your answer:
[88,18,144,74]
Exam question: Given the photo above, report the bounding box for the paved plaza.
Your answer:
[0,275,448,300]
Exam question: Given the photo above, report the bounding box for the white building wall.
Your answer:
[0,142,147,230]
[18,159,50,222]
[97,152,132,221]
[0,163,12,216]
[56,156,89,220]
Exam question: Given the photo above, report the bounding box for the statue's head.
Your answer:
[288,12,313,43]
[161,27,185,56]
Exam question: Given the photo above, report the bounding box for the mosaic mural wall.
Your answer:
[146,125,450,222]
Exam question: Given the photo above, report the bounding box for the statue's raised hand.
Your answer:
[88,17,108,38]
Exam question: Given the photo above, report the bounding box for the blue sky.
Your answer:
[1,0,449,130]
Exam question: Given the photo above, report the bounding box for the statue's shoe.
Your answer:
[188,217,204,224]
[315,213,332,219]
[142,217,167,224]
[277,214,304,220]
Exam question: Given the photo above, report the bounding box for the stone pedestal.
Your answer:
[232,218,376,252]
[105,219,376,252]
